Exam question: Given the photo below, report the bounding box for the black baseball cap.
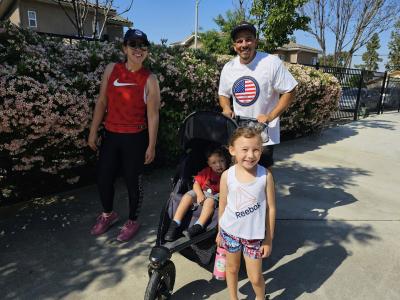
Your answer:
[124,29,150,46]
[231,22,257,40]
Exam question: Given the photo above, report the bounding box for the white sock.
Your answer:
[194,221,203,227]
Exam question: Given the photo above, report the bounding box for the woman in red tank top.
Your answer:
[88,29,161,242]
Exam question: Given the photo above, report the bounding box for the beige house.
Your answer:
[0,0,132,41]
[170,34,203,49]
[274,41,321,65]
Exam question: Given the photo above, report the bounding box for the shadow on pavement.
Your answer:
[347,118,398,130]
[0,168,174,299]
[172,278,227,300]
[172,159,379,299]
[239,221,377,299]
[237,158,378,299]
[274,161,368,219]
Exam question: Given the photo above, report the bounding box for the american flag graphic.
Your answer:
[233,78,258,104]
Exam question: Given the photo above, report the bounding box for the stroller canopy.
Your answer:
[179,111,237,149]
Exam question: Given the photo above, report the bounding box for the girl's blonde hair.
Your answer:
[229,127,263,146]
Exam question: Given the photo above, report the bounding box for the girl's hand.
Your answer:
[215,231,222,247]
[260,240,272,258]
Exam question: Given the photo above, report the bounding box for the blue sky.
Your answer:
[114,0,392,71]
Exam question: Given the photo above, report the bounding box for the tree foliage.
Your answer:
[356,33,382,71]
[301,0,328,63]
[200,0,309,54]
[199,30,233,55]
[303,0,399,68]
[386,19,400,71]
[250,0,310,52]
[200,9,246,55]
[323,52,349,68]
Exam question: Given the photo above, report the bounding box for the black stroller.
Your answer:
[144,111,237,300]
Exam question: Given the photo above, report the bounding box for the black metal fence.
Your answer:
[308,64,400,121]
[384,77,400,113]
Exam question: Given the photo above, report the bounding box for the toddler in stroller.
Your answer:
[164,146,227,241]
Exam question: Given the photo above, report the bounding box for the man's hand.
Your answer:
[256,114,271,124]
[219,95,235,118]
[222,108,235,118]
[144,145,156,164]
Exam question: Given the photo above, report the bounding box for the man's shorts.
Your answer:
[219,229,263,259]
[259,145,274,169]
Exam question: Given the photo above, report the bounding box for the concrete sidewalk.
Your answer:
[1,112,399,299]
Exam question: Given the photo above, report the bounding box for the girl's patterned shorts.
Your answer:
[220,229,263,259]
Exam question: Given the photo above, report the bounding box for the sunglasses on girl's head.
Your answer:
[238,121,269,143]
[127,41,149,51]
[239,120,266,131]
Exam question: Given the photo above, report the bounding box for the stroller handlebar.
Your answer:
[234,115,269,126]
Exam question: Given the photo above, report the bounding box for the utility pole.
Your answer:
[194,0,200,49]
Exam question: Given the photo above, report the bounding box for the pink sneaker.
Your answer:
[90,212,119,235]
[117,220,140,242]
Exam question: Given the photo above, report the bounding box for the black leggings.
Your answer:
[97,130,148,220]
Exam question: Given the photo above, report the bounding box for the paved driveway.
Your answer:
[1,112,399,299]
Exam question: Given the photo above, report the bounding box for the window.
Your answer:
[96,21,101,37]
[28,10,37,28]
[312,57,318,65]
[90,20,101,38]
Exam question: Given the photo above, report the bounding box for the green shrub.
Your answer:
[0,21,340,203]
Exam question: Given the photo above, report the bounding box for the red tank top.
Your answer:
[105,63,151,133]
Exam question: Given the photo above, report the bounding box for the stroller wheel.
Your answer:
[144,260,176,300]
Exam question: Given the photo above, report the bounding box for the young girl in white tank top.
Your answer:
[216,127,276,300]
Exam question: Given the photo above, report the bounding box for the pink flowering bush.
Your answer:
[282,64,341,137]
[0,75,89,172]
[0,22,123,202]
[146,46,222,159]
[0,21,339,203]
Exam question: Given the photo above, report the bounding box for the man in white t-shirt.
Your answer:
[219,22,298,168]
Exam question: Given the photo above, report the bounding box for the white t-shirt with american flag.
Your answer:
[218,51,298,145]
